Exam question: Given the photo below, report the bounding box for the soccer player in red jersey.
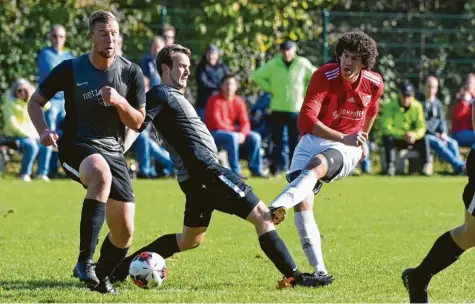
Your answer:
[269,31,383,285]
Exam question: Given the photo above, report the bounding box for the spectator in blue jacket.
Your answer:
[422,76,465,174]
[195,44,230,120]
[139,36,165,91]
[37,24,74,180]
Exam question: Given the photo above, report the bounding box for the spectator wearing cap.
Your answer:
[252,40,316,175]
[422,76,465,175]
[195,44,231,121]
[205,75,267,179]
[381,82,431,176]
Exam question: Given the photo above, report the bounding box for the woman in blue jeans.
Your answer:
[1,79,43,181]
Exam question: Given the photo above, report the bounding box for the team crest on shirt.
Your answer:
[361,94,372,106]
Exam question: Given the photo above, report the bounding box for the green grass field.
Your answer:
[0,175,474,302]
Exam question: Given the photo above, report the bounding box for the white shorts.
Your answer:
[289,134,363,183]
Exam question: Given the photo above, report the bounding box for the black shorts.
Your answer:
[462,150,475,215]
[58,141,135,202]
[178,164,260,227]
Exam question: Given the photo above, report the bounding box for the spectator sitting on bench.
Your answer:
[381,81,431,176]
[421,76,465,175]
[452,73,475,147]
[1,78,44,181]
[205,74,267,179]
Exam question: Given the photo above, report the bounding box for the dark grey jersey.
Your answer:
[38,54,146,153]
[141,85,219,181]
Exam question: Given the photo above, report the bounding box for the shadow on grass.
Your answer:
[0,279,82,291]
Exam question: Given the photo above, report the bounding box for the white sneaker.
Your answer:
[20,174,31,182]
[36,174,50,182]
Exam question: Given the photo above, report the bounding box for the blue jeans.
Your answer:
[37,99,66,175]
[453,130,475,148]
[134,130,174,176]
[211,130,263,175]
[17,137,40,175]
[426,134,464,171]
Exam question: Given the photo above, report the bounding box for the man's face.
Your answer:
[50,27,66,50]
[339,50,365,81]
[425,77,438,98]
[163,52,190,90]
[280,47,296,63]
[151,40,165,57]
[400,94,412,107]
[89,20,120,59]
[163,29,175,46]
[221,77,238,97]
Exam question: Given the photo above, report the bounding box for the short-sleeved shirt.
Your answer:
[139,52,161,88]
[141,84,219,182]
[38,54,146,153]
[299,63,384,136]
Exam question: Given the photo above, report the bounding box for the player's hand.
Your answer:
[39,129,59,147]
[342,131,367,147]
[237,132,246,144]
[100,86,124,107]
[360,141,369,162]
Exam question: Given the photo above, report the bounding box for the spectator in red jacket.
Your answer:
[452,73,475,147]
[205,75,266,178]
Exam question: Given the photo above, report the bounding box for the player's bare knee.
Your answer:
[306,154,328,178]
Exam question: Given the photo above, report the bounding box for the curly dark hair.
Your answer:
[335,30,378,70]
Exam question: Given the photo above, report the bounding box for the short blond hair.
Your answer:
[88,10,117,32]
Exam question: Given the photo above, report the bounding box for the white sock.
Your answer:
[294,210,327,274]
[270,170,318,209]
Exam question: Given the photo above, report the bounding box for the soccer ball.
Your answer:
[129,251,167,289]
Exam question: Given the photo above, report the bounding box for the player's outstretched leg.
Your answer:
[247,202,333,288]
[293,197,333,284]
[92,199,135,294]
[270,155,328,225]
[402,210,475,303]
[73,154,111,287]
[111,227,206,284]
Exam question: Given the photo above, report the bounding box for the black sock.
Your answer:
[113,234,180,280]
[78,199,106,262]
[95,234,129,280]
[414,231,465,285]
[259,230,300,278]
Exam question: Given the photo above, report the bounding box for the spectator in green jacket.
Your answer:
[252,41,316,175]
[381,82,431,176]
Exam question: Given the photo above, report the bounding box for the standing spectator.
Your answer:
[452,73,475,147]
[195,44,230,120]
[160,24,175,46]
[37,24,74,180]
[422,76,465,174]
[381,82,431,176]
[2,79,41,181]
[205,75,266,178]
[139,36,165,91]
[252,41,316,175]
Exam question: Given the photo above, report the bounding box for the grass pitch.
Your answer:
[0,175,473,302]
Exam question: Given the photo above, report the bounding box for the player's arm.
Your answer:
[362,81,384,134]
[105,65,147,131]
[29,60,71,146]
[123,127,140,153]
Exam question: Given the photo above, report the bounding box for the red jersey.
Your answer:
[299,63,384,135]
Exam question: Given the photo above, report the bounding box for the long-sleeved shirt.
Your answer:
[381,96,426,140]
[1,97,39,138]
[252,54,316,113]
[452,98,473,134]
[38,46,74,101]
[204,93,251,135]
[422,97,447,135]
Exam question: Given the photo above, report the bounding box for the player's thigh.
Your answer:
[79,153,112,186]
[105,154,136,203]
[207,165,260,221]
[105,198,135,247]
[178,179,214,229]
[322,145,361,183]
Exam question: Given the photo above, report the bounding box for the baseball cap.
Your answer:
[399,82,415,97]
[279,40,297,50]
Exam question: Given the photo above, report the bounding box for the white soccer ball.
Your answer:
[129,251,167,289]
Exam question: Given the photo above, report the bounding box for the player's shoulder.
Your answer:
[361,70,383,87]
[116,56,141,72]
[317,63,340,81]
[147,84,176,105]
